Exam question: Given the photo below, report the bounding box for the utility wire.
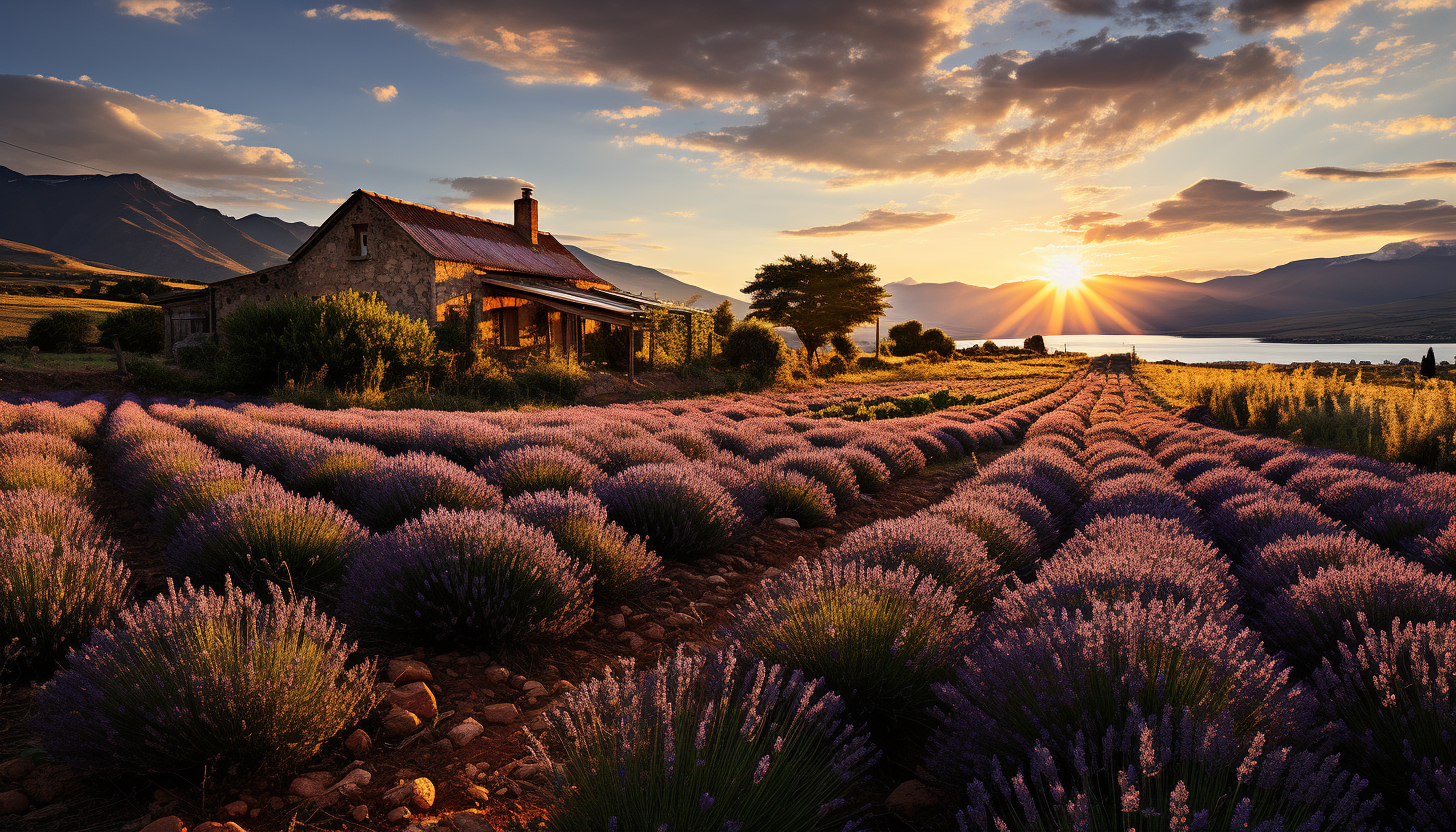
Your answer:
[0,139,118,174]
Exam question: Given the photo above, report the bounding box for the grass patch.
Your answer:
[0,296,153,339]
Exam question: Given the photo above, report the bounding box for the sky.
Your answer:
[0,0,1452,300]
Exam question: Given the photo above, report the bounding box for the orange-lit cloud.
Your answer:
[0,74,303,192]
[365,84,398,102]
[1081,178,1456,241]
[117,0,208,23]
[1289,160,1456,181]
[318,4,1296,183]
[782,208,957,237]
[432,175,534,209]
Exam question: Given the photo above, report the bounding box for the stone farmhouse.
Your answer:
[155,188,703,375]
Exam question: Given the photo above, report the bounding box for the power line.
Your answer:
[0,139,118,174]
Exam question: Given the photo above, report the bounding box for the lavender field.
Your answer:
[3,357,1455,831]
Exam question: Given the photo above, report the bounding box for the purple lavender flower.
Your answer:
[505,489,661,602]
[594,464,745,559]
[335,451,502,530]
[340,508,592,647]
[477,445,604,499]
[1,532,130,680]
[832,515,1002,612]
[0,489,109,548]
[31,577,376,773]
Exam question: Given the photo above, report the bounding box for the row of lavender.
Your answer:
[522,376,1110,829]
[0,401,131,681]
[526,369,1456,830]
[1,371,1090,791]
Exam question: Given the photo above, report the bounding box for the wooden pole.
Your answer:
[112,339,128,376]
[628,323,635,384]
[875,316,880,357]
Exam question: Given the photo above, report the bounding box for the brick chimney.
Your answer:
[514,187,538,245]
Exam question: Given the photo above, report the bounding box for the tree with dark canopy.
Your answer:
[743,252,888,367]
[1422,347,1437,378]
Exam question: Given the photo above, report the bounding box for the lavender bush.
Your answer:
[1312,617,1456,811]
[932,498,1043,578]
[834,447,892,493]
[594,436,689,474]
[758,468,837,528]
[335,451,502,531]
[1236,532,1387,599]
[0,432,89,466]
[726,555,976,741]
[849,435,926,477]
[0,454,92,499]
[0,489,109,548]
[505,490,661,602]
[477,445,604,499]
[282,439,384,497]
[340,508,592,647]
[1259,555,1456,671]
[529,645,877,832]
[32,578,376,773]
[166,486,366,595]
[595,464,745,559]
[1,532,130,679]
[771,449,861,509]
[832,516,1003,612]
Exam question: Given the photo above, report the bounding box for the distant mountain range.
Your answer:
[876,240,1456,341]
[0,167,307,282]
[4,166,1453,341]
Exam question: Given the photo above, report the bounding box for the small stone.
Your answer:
[448,718,486,748]
[289,772,333,799]
[521,681,546,697]
[352,805,370,822]
[512,764,539,779]
[385,778,435,811]
[0,759,34,781]
[482,666,509,684]
[334,769,371,790]
[508,674,528,689]
[429,738,454,755]
[387,658,433,685]
[884,779,940,819]
[607,614,626,629]
[705,575,728,585]
[0,790,28,815]
[223,799,250,817]
[465,784,492,804]
[626,634,645,651]
[763,567,783,578]
[387,806,411,823]
[664,613,696,627]
[269,797,285,811]
[772,517,800,528]
[386,681,438,720]
[382,706,423,737]
[343,728,372,756]
[447,811,496,832]
[481,703,519,724]
[139,817,184,832]
[526,715,550,732]
[641,623,666,640]
[464,763,479,778]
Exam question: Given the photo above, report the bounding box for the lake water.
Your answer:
[954,334,1456,365]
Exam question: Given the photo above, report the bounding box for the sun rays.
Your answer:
[983,252,1143,338]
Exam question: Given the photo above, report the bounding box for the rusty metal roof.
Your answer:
[298,191,609,286]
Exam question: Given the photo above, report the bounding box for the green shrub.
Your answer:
[723,320,789,383]
[515,356,587,402]
[177,339,221,371]
[887,320,924,356]
[830,332,861,362]
[98,306,163,353]
[26,311,96,352]
[33,578,377,774]
[220,291,436,393]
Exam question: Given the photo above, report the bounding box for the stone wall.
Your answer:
[214,197,437,324]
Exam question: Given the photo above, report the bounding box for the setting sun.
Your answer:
[1042,255,1089,291]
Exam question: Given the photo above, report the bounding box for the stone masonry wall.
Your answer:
[214,197,437,324]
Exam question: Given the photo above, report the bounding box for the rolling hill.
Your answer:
[565,246,749,316]
[0,166,308,282]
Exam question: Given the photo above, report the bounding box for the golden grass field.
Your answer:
[0,294,154,339]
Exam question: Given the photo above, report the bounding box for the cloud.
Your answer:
[0,74,305,194]
[1288,160,1456,181]
[310,4,397,21]
[365,84,398,102]
[432,175,534,209]
[1340,115,1456,136]
[1081,178,1456,241]
[117,0,208,23]
[1060,210,1123,228]
[555,232,666,254]
[322,2,1295,183]
[782,207,958,237]
[594,105,662,120]
[663,211,695,217]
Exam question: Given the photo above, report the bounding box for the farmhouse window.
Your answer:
[496,306,520,347]
[352,224,370,257]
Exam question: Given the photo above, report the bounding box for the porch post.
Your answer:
[628,322,635,384]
